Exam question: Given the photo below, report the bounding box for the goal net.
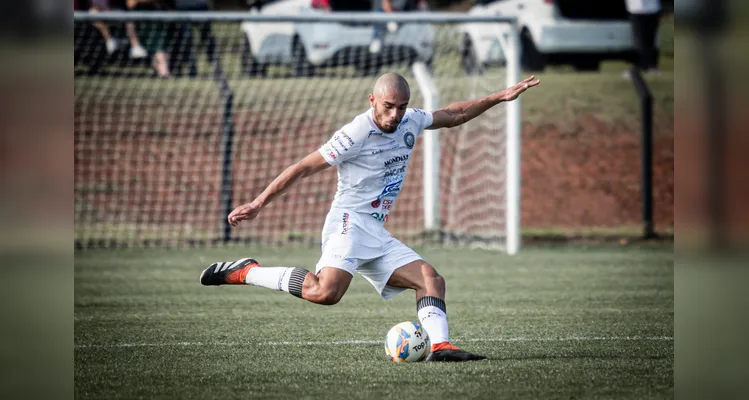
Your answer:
[74,9,520,252]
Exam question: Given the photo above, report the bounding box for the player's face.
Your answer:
[370,90,409,133]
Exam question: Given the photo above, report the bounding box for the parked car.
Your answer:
[459,0,644,73]
[240,0,309,76]
[240,0,435,76]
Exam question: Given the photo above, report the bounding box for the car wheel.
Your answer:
[461,35,484,75]
[291,38,316,77]
[241,35,267,77]
[520,29,546,72]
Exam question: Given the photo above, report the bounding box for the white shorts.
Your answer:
[315,208,422,300]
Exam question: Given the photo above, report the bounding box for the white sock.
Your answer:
[418,305,449,346]
[245,267,294,291]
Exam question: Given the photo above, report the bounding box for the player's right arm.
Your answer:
[227,151,331,227]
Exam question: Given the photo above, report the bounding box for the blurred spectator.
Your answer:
[169,0,218,75]
[369,0,427,54]
[127,0,171,77]
[625,0,661,75]
[89,0,148,58]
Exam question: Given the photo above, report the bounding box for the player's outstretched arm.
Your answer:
[227,151,332,227]
[426,75,540,130]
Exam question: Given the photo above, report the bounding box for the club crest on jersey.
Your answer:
[404,132,415,149]
[371,199,381,208]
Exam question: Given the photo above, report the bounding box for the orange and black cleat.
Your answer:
[425,342,487,362]
[200,258,259,286]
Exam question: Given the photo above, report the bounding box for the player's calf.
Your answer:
[199,259,352,306]
[299,266,353,305]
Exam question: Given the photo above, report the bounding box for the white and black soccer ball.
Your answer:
[384,321,429,363]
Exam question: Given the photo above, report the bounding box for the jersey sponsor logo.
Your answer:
[371,198,393,209]
[370,212,389,222]
[384,165,407,178]
[382,199,393,211]
[383,175,401,185]
[334,135,349,151]
[341,212,350,234]
[377,180,402,199]
[340,131,355,146]
[404,132,415,149]
[322,143,337,159]
[384,154,409,167]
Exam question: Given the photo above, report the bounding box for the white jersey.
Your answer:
[318,107,433,224]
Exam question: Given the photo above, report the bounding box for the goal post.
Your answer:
[74,10,521,252]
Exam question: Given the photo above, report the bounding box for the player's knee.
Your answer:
[419,263,444,291]
[422,263,442,280]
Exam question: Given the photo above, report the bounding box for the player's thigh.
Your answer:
[385,259,437,290]
[315,210,379,291]
[359,236,423,295]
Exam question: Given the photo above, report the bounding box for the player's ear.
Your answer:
[369,94,375,107]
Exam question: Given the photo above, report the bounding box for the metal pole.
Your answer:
[630,67,655,239]
[412,61,441,231]
[505,22,521,255]
[216,67,235,243]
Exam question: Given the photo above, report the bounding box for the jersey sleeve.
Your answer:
[409,108,434,132]
[318,120,367,166]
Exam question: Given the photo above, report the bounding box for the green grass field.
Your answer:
[75,244,673,399]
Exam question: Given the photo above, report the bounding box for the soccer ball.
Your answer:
[384,321,430,363]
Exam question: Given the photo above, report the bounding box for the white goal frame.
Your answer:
[74,10,522,254]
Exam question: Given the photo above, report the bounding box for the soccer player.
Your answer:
[200,72,540,362]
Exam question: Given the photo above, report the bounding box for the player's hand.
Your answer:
[500,75,540,102]
[227,201,261,227]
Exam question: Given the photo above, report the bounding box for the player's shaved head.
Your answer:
[373,72,410,99]
[369,73,410,133]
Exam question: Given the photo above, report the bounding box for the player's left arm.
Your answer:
[426,75,540,130]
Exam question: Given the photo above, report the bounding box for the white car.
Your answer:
[240,0,435,76]
[459,0,643,72]
[240,0,310,76]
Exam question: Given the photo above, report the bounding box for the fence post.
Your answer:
[216,64,235,243]
[629,67,655,239]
